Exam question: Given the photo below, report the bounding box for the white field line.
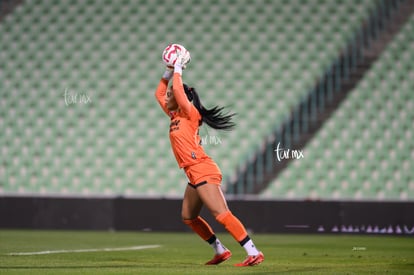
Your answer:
[7,244,161,256]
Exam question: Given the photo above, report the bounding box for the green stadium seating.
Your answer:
[262,13,414,200]
[0,0,388,196]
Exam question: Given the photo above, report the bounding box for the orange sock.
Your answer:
[215,210,248,242]
[183,216,215,241]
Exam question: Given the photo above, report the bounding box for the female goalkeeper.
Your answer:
[154,50,264,266]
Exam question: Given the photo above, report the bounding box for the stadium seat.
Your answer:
[262,13,414,200]
[0,0,392,196]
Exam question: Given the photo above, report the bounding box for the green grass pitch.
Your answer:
[0,230,413,274]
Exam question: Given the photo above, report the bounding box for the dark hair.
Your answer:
[183,84,236,131]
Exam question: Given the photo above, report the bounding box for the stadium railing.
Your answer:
[227,0,405,195]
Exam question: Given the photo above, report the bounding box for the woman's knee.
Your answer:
[196,184,229,217]
[181,209,197,221]
[181,186,202,220]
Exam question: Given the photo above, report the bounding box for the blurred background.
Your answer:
[0,0,413,230]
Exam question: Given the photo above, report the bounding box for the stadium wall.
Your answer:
[1,197,413,235]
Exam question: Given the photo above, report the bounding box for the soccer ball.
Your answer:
[162,44,189,67]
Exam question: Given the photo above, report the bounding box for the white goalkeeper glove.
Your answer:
[174,49,191,75]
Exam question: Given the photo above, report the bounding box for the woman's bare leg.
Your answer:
[196,183,264,266]
[181,184,230,264]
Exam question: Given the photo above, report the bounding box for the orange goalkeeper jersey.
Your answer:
[155,73,209,168]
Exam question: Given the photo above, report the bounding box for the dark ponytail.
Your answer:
[183,84,236,131]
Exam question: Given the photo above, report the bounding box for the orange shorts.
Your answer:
[184,158,222,188]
